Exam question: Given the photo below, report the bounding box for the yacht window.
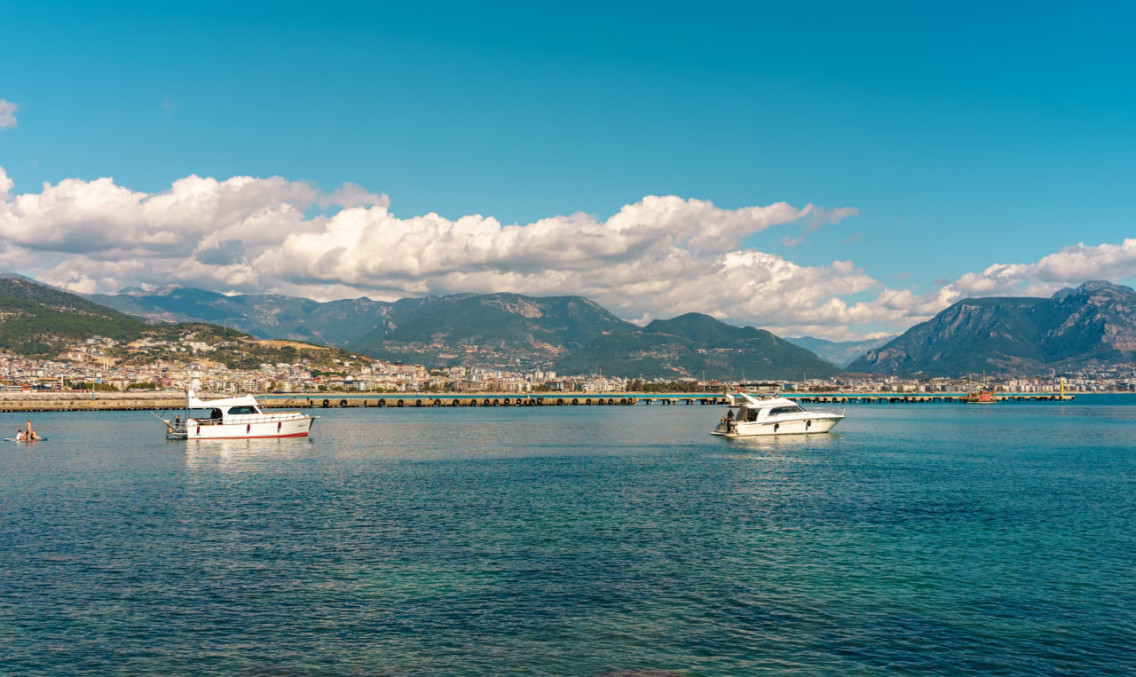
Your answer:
[228,405,259,415]
[768,406,804,415]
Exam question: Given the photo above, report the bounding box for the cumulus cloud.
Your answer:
[800,239,1136,340]
[0,167,894,333]
[251,195,879,331]
[9,166,1126,341]
[195,238,246,266]
[869,239,1136,326]
[0,99,16,128]
[951,240,1136,297]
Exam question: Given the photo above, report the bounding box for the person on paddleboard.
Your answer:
[25,420,42,441]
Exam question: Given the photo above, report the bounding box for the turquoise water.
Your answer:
[1,397,1134,675]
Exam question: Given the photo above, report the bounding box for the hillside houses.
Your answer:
[1,334,1135,396]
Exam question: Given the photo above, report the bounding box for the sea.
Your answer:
[1,396,1134,675]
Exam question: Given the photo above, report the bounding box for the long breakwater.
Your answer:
[0,391,1074,412]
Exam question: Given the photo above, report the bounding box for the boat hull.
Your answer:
[711,415,843,437]
[176,415,315,440]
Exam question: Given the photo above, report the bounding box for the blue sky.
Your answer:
[1,1,1135,338]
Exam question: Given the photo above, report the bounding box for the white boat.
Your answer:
[711,391,844,437]
[163,390,317,440]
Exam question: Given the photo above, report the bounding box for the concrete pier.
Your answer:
[0,391,1074,412]
[0,392,657,412]
[791,393,1074,404]
[0,391,184,412]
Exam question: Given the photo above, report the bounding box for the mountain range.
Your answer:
[8,274,1133,379]
[848,280,1136,376]
[0,274,355,369]
[90,286,838,378]
[555,313,840,380]
[0,273,143,357]
[93,288,639,368]
[784,335,894,368]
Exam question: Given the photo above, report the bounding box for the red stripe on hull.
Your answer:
[189,432,311,440]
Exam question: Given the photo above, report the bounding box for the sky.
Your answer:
[1,0,1135,340]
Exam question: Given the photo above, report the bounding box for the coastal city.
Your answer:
[5,4,1136,675]
[2,335,1133,396]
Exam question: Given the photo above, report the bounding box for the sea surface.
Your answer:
[1,396,1134,675]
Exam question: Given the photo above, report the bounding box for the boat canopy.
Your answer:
[186,389,261,411]
[728,392,796,409]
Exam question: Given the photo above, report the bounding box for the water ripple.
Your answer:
[1,401,1134,675]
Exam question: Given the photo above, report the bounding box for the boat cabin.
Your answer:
[730,395,805,422]
[184,391,268,424]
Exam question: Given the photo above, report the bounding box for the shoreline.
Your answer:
[0,390,1108,412]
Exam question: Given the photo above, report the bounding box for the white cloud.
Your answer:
[808,239,1136,340]
[952,240,1136,296]
[7,166,1128,341]
[0,167,12,199]
[251,196,877,329]
[0,99,16,128]
[0,167,890,334]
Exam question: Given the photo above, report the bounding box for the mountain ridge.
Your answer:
[785,335,895,368]
[0,276,359,369]
[75,279,1136,378]
[90,285,837,377]
[554,312,842,380]
[847,281,1136,376]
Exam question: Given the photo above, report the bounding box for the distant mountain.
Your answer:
[785,335,894,368]
[353,293,638,368]
[92,286,839,377]
[90,286,383,347]
[0,275,144,356]
[555,312,841,380]
[94,287,638,370]
[0,276,354,369]
[847,281,1136,376]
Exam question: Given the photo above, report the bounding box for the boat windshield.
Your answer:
[227,405,260,415]
[767,405,805,415]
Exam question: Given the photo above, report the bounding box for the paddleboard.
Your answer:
[4,437,47,442]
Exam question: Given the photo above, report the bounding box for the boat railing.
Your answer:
[188,412,307,426]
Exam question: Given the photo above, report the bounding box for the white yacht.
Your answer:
[163,390,317,440]
[711,391,844,437]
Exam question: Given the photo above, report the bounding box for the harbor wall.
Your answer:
[0,391,1074,412]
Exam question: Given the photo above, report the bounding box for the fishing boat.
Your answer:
[711,391,844,437]
[961,385,997,404]
[962,373,998,403]
[161,390,317,440]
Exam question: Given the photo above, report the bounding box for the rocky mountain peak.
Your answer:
[848,281,1136,376]
[1053,280,1133,301]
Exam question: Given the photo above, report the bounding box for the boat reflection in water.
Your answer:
[712,428,841,459]
[183,436,313,473]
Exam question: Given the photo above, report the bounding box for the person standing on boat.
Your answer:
[725,409,735,433]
